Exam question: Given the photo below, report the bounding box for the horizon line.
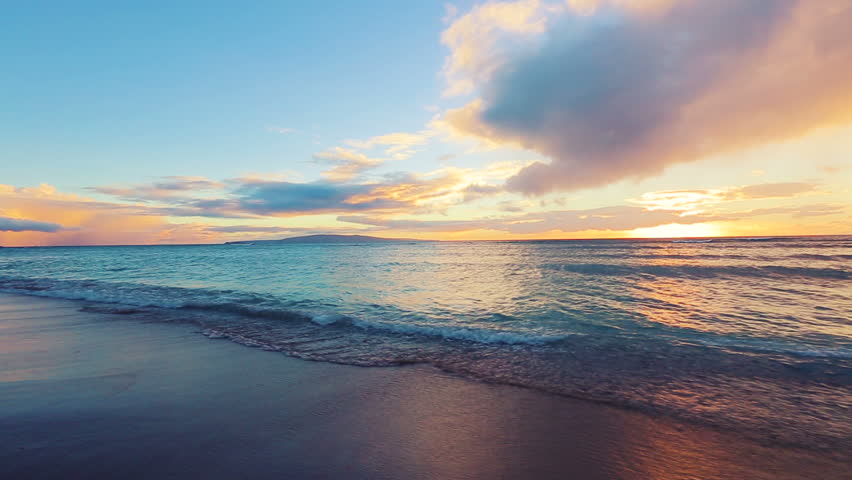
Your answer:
[2,233,848,248]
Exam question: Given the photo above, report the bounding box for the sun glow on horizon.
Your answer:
[627,223,724,239]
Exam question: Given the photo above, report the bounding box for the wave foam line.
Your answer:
[0,276,564,347]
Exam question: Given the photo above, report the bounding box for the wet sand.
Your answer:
[0,293,846,479]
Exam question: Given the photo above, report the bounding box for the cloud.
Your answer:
[735,182,819,200]
[345,131,431,152]
[337,215,489,233]
[233,180,418,215]
[344,130,435,160]
[736,203,848,219]
[443,3,460,24]
[788,204,846,218]
[501,206,720,234]
[820,165,849,174]
[441,0,852,194]
[205,225,312,234]
[630,182,821,211]
[92,176,224,202]
[90,167,501,218]
[0,184,219,246]
[0,216,63,232]
[630,189,728,212]
[91,177,259,218]
[462,183,505,202]
[227,165,513,217]
[204,225,371,239]
[497,200,525,212]
[156,177,222,190]
[5,177,846,245]
[313,147,385,182]
[311,130,437,182]
[441,0,548,96]
[268,126,297,134]
[340,205,719,234]
[85,165,839,238]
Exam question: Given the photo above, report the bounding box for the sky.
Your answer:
[2,0,851,246]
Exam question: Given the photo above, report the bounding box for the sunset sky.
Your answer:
[2,0,851,246]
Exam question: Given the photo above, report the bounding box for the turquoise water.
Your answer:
[1,236,850,451]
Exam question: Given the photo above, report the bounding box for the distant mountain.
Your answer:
[225,234,423,245]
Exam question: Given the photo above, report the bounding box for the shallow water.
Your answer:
[1,236,850,452]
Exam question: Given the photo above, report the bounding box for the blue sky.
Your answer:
[2,1,453,187]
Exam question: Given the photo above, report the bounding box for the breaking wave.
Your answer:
[0,276,564,346]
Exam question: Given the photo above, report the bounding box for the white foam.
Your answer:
[0,276,566,347]
[201,329,227,339]
[349,317,566,345]
[311,313,347,326]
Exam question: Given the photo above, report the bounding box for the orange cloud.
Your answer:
[629,182,822,212]
[0,184,219,246]
[312,130,438,182]
[313,147,386,182]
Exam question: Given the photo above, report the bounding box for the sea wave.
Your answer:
[787,253,852,261]
[1,273,850,452]
[538,263,851,279]
[0,276,562,346]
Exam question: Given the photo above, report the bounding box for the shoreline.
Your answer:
[1,292,848,479]
[2,275,849,454]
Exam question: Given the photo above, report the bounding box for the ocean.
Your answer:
[1,236,850,452]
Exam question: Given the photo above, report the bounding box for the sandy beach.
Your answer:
[0,292,847,479]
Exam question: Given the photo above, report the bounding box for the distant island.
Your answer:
[224,234,424,245]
